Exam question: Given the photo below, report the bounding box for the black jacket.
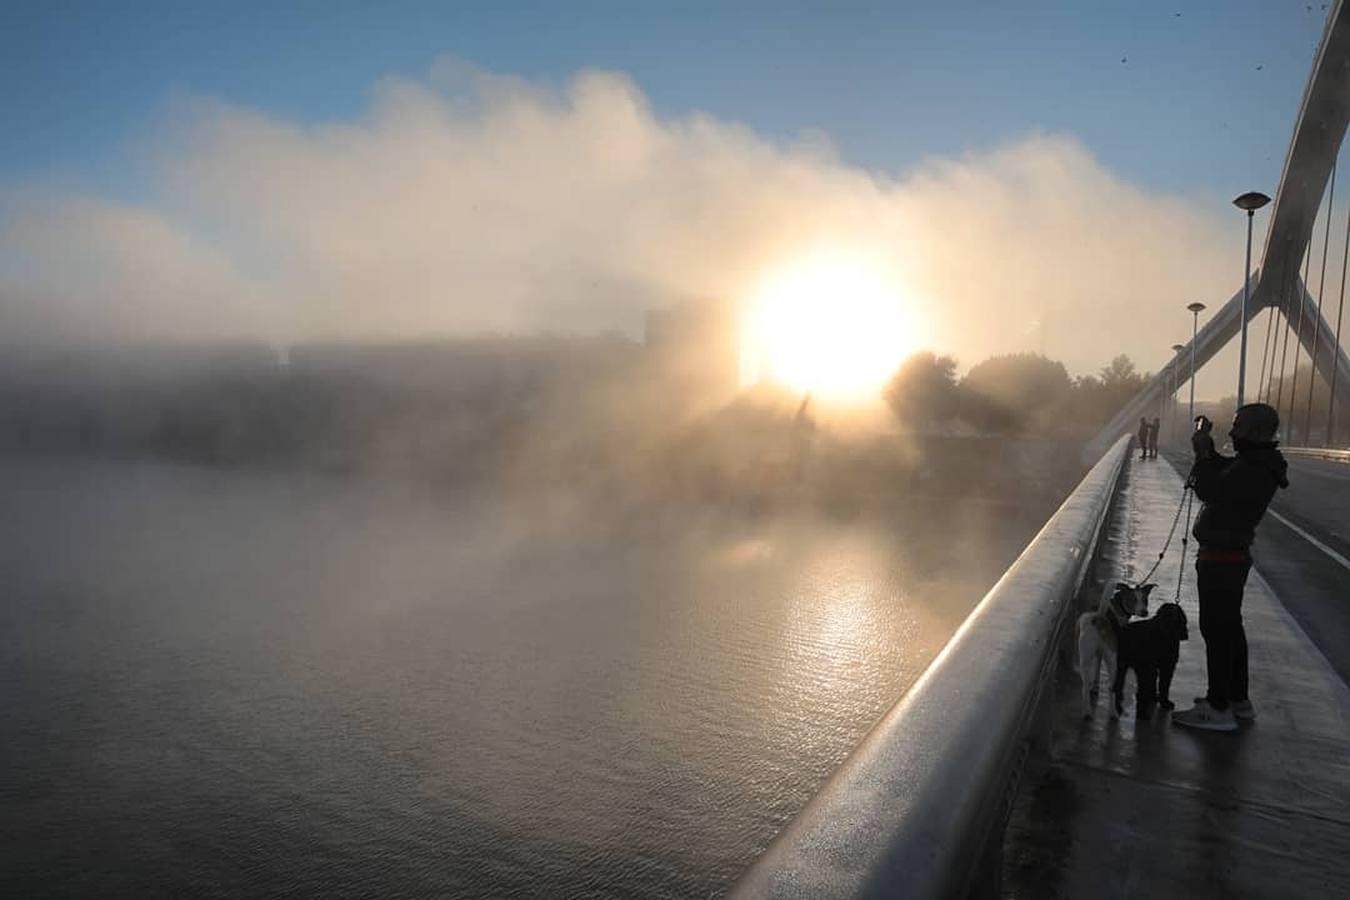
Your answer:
[1191,442,1289,551]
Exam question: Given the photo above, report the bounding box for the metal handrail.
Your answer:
[731,434,1133,900]
[1281,446,1350,463]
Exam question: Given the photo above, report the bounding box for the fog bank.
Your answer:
[1,59,1239,376]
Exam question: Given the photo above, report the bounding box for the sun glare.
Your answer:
[743,255,920,401]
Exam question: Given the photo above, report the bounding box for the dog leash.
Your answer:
[1134,482,1192,587]
[1172,485,1196,604]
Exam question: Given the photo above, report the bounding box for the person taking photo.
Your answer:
[1173,403,1289,732]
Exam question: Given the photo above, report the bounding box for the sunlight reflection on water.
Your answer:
[0,460,1018,899]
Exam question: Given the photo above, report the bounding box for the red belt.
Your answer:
[1197,549,1251,563]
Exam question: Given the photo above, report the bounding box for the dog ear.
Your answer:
[1141,583,1157,595]
[1114,581,1131,590]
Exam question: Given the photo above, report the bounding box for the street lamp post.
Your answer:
[1187,302,1207,424]
[1233,191,1272,407]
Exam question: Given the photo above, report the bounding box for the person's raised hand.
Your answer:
[1191,428,1215,459]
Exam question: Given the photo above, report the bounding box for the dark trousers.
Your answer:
[1196,557,1252,710]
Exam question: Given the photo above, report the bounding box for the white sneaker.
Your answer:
[1172,700,1238,732]
[1192,696,1256,721]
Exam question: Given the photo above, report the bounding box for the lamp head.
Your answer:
[1187,302,1207,314]
[1233,191,1271,212]
[1171,344,1185,353]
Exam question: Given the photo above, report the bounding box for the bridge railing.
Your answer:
[731,434,1133,900]
[1281,446,1350,462]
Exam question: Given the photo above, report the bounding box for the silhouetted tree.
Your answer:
[961,353,1073,433]
[1097,354,1139,389]
[1065,354,1151,434]
[880,350,1160,437]
[884,352,961,428]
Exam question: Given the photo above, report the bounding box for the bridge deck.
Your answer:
[1003,453,1350,899]
[1259,455,1350,687]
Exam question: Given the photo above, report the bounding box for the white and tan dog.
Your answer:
[1076,581,1154,718]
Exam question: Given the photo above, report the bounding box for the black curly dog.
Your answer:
[1112,602,1189,718]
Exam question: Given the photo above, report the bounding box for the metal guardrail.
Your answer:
[731,434,1134,900]
[1282,446,1350,463]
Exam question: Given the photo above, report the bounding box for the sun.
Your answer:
[742,254,921,401]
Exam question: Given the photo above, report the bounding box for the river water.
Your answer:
[0,458,1047,898]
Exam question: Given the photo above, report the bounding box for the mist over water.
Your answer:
[0,443,1067,898]
[0,154,1097,894]
[0,34,1166,900]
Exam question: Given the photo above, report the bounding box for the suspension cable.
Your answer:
[1275,249,1295,417]
[1257,305,1276,402]
[1289,243,1312,443]
[1306,165,1336,439]
[1257,236,1290,405]
[1330,199,1350,447]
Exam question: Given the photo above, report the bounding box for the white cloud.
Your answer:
[0,193,264,341]
[0,60,1241,375]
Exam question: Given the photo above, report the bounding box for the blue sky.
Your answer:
[1,1,1332,200]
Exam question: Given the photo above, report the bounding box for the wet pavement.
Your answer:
[1003,453,1350,899]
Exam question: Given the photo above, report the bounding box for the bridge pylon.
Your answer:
[1086,0,1350,461]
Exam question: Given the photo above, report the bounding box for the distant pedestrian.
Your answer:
[1173,405,1289,732]
[1138,417,1150,460]
[1148,417,1161,458]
